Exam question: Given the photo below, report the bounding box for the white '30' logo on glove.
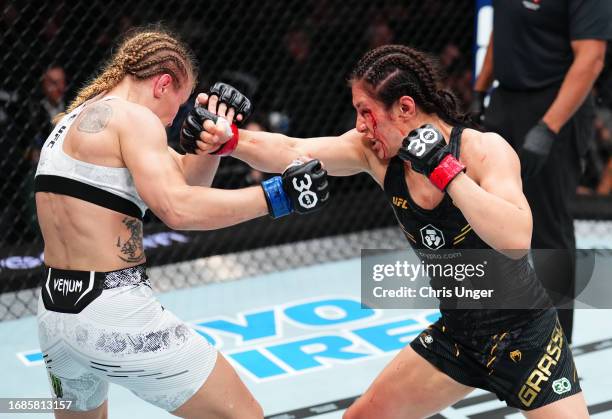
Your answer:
[407,128,438,157]
[292,174,318,209]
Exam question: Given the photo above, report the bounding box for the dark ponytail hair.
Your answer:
[350,45,475,128]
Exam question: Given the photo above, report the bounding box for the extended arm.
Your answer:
[234,129,371,176]
[183,85,373,177]
[120,108,328,230]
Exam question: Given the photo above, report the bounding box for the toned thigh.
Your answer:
[344,345,473,419]
[523,392,588,419]
[171,353,263,419]
[53,400,107,419]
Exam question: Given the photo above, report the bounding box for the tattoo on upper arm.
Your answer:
[116,217,145,263]
[77,103,112,133]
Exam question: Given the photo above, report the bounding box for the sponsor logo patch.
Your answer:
[420,224,445,250]
[510,349,522,363]
[552,377,572,395]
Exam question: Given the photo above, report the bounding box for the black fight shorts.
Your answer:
[410,308,580,410]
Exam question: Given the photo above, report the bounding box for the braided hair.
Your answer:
[63,25,197,116]
[350,45,474,128]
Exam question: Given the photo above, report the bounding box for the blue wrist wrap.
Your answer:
[261,176,293,218]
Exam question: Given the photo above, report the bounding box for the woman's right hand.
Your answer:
[179,100,234,154]
[180,83,253,155]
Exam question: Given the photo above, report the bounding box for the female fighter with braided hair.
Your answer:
[187,44,588,418]
[35,27,328,419]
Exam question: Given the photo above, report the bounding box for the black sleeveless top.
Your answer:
[383,126,551,335]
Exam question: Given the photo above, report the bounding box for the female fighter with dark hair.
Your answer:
[185,44,587,419]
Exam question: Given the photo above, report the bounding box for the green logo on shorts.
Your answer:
[552,377,571,395]
[49,372,63,398]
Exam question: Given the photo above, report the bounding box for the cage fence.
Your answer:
[1,0,610,320]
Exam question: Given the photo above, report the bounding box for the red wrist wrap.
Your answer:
[429,154,465,191]
[210,124,239,156]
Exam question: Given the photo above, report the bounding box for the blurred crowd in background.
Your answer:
[1,0,611,245]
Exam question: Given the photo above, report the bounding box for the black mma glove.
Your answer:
[180,82,253,155]
[519,121,556,179]
[398,124,465,191]
[180,106,235,154]
[261,160,330,218]
[209,82,253,120]
[469,91,487,124]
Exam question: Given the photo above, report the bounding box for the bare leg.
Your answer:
[523,393,589,419]
[172,353,263,419]
[54,400,107,419]
[344,346,473,419]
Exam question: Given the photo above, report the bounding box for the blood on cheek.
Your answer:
[366,112,378,136]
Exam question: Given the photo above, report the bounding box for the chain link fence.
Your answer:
[1,0,611,320]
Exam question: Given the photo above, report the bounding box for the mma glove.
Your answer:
[209,82,253,119]
[398,124,465,191]
[180,106,238,155]
[519,120,556,180]
[261,159,330,218]
[180,82,253,156]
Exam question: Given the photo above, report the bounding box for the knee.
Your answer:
[343,391,428,419]
[343,405,363,419]
[343,396,387,419]
[226,399,263,419]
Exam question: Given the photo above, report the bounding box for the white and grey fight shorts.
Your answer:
[37,264,217,412]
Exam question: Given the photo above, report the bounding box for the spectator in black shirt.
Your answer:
[29,65,67,163]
